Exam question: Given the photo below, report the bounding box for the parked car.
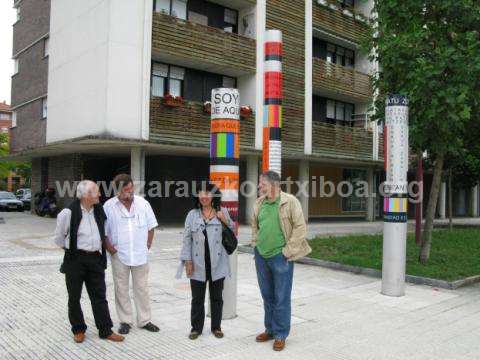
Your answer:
[16,188,31,210]
[0,191,24,212]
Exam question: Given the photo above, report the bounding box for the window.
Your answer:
[43,37,49,57]
[155,0,187,20]
[155,0,170,14]
[185,1,239,34]
[13,58,19,75]
[11,111,17,128]
[325,98,355,125]
[168,66,185,97]
[224,8,237,33]
[151,63,168,97]
[171,0,187,19]
[339,0,354,9]
[42,98,47,119]
[222,76,236,88]
[16,6,20,22]
[0,113,10,120]
[342,169,366,212]
[315,39,355,68]
[151,62,185,97]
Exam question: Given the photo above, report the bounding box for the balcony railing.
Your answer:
[152,12,256,75]
[312,120,379,161]
[313,58,372,103]
[313,2,369,44]
[149,97,255,150]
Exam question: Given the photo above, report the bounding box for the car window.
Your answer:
[0,192,17,200]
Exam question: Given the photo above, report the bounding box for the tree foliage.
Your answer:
[365,0,480,263]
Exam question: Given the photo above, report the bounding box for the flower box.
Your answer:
[163,94,184,107]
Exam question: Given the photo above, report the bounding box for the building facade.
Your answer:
[9,0,476,221]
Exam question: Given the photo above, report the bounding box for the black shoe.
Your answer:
[142,322,160,332]
[118,323,131,335]
[189,331,201,340]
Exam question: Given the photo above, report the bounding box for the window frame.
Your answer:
[43,37,49,58]
[41,98,47,119]
[11,111,17,128]
[13,58,19,75]
[325,98,355,126]
[341,168,367,213]
[151,62,185,98]
[154,0,187,20]
[318,40,355,68]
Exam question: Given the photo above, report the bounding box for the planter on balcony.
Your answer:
[203,101,212,114]
[240,106,253,118]
[163,94,184,107]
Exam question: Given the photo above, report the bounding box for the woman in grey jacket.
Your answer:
[177,183,234,340]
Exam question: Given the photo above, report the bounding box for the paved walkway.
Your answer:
[0,212,480,359]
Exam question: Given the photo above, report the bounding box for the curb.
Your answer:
[237,245,480,290]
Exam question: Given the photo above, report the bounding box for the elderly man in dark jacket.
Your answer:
[54,180,124,343]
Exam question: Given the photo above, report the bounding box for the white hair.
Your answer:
[76,180,96,199]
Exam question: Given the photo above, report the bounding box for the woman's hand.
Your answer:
[185,260,193,276]
[216,210,227,223]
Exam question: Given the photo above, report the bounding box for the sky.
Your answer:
[0,2,16,105]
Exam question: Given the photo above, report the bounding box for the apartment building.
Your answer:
[0,101,12,135]
[9,0,476,221]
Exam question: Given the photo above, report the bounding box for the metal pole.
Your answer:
[415,154,423,245]
[209,88,240,319]
[381,95,409,297]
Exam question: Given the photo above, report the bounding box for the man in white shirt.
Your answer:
[54,180,124,343]
[104,173,159,335]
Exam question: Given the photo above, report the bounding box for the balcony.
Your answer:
[312,121,379,162]
[313,2,369,44]
[152,12,256,77]
[149,97,255,150]
[313,58,372,103]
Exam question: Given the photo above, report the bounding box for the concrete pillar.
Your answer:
[245,155,259,225]
[298,159,309,221]
[366,167,375,222]
[470,185,478,217]
[130,147,145,195]
[438,182,446,219]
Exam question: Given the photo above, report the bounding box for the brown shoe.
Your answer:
[105,332,125,342]
[273,339,285,351]
[213,329,224,338]
[255,332,274,342]
[73,332,85,343]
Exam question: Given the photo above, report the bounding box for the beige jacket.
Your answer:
[251,191,312,261]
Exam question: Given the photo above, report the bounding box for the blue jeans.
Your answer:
[254,248,294,340]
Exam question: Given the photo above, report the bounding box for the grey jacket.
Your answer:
[176,207,234,282]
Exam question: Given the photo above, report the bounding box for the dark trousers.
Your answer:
[65,252,113,338]
[190,278,224,333]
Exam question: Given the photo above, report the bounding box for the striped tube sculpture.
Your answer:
[210,88,240,319]
[382,94,409,297]
[262,29,283,177]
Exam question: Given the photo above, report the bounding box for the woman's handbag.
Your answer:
[220,220,238,255]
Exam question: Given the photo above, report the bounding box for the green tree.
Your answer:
[0,133,31,190]
[366,0,480,263]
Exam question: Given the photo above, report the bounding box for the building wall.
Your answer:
[12,0,50,55]
[46,0,153,143]
[266,0,305,155]
[10,0,50,153]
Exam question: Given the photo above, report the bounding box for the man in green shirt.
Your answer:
[251,170,311,352]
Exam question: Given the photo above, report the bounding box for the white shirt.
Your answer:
[54,206,102,252]
[104,195,158,266]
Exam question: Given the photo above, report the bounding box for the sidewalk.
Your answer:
[0,212,479,359]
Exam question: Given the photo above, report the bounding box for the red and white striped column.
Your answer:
[262,30,283,177]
